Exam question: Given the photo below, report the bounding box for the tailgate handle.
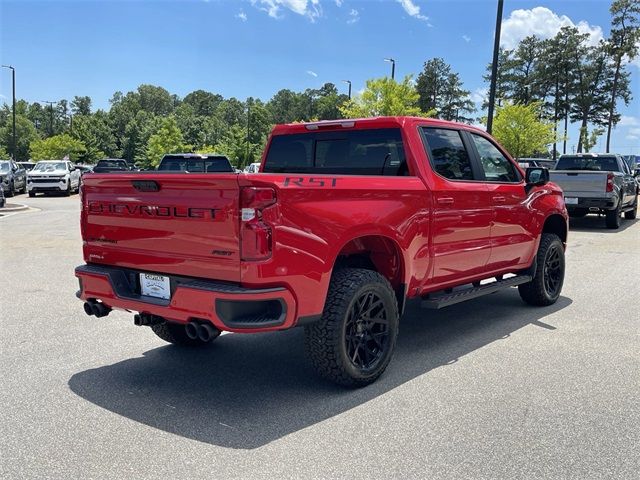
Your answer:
[132,180,160,192]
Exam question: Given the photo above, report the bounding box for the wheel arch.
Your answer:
[332,234,408,314]
[542,213,568,247]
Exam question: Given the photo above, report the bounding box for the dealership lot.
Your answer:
[1,195,638,479]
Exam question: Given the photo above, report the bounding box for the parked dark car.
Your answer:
[17,161,36,172]
[0,182,5,208]
[92,159,136,173]
[157,153,234,173]
[0,160,27,197]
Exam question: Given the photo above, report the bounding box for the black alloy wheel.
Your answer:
[344,290,390,372]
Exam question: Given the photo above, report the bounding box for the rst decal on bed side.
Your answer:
[283,177,338,187]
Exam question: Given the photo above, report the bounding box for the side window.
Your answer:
[422,128,474,181]
[471,134,520,182]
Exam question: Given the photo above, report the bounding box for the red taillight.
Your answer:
[240,187,276,261]
[606,173,614,192]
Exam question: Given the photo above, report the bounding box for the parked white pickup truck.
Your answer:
[550,154,638,229]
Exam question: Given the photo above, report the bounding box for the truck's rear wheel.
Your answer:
[624,196,637,220]
[605,204,621,229]
[151,320,216,346]
[304,268,399,387]
[518,233,565,306]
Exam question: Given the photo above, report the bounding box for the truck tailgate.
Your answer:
[81,173,241,282]
[550,171,607,197]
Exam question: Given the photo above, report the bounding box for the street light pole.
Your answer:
[486,0,504,134]
[342,80,352,99]
[384,58,395,80]
[2,65,16,159]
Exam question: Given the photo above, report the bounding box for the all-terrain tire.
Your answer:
[64,183,71,197]
[150,320,217,346]
[28,191,35,197]
[605,203,621,229]
[6,181,14,197]
[304,268,399,387]
[518,233,565,306]
[624,195,637,220]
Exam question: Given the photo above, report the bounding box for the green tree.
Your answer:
[605,0,640,152]
[71,110,117,162]
[491,102,555,159]
[579,126,605,153]
[416,59,475,122]
[0,144,8,158]
[183,90,223,116]
[215,124,261,168]
[570,42,617,152]
[145,117,187,167]
[0,114,40,160]
[340,76,432,118]
[30,133,86,161]
[71,96,92,116]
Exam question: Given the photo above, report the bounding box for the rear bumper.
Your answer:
[565,195,619,211]
[75,264,299,333]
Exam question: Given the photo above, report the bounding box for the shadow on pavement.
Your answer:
[569,215,637,233]
[69,290,572,449]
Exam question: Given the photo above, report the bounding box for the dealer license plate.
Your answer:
[564,197,578,205]
[140,273,171,300]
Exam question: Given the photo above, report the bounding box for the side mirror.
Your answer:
[525,167,549,186]
[634,168,640,177]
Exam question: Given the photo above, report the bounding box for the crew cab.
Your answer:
[550,153,638,228]
[28,160,81,196]
[75,117,568,387]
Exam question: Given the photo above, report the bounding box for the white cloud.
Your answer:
[462,34,471,43]
[500,7,603,50]
[335,0,343,6]
[306,70,318,77]
[629,127,640,136]
[626,135,639,141]
[470,87,488,105]
[236,11,247,21]
[619,116,640,127]
[251,0,322,21]
[396,0,430,24]
[347,8,359,24]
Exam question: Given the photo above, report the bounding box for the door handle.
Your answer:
[492,196,506,203]
[436,197,454,205]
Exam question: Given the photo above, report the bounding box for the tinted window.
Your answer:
[471,134,520,182]
[422,128,474,181]
[555,155,620,172]
[263,128,408,175]
[158,156,233,173]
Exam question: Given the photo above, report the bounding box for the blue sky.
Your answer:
[1,0,638,153]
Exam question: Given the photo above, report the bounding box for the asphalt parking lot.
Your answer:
[1,194,638,479]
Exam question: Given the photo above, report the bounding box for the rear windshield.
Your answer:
[158,156,233,173]
[555,156,620,172]
[97,160,127,169]
[263,128,408,175]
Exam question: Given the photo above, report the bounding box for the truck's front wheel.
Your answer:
[518,233,565,306]
[151,320,216,346]
[304,268,399,387]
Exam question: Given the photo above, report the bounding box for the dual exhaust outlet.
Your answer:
[135,313,218,342]
[83,301,218,342]
[185,321,218,342]
[83,300,112,318]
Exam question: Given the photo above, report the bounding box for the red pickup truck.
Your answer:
[76,117,568,387]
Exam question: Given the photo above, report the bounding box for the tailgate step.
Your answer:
[421,275,532,309]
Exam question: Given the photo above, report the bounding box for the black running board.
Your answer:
[421,275,533,309]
